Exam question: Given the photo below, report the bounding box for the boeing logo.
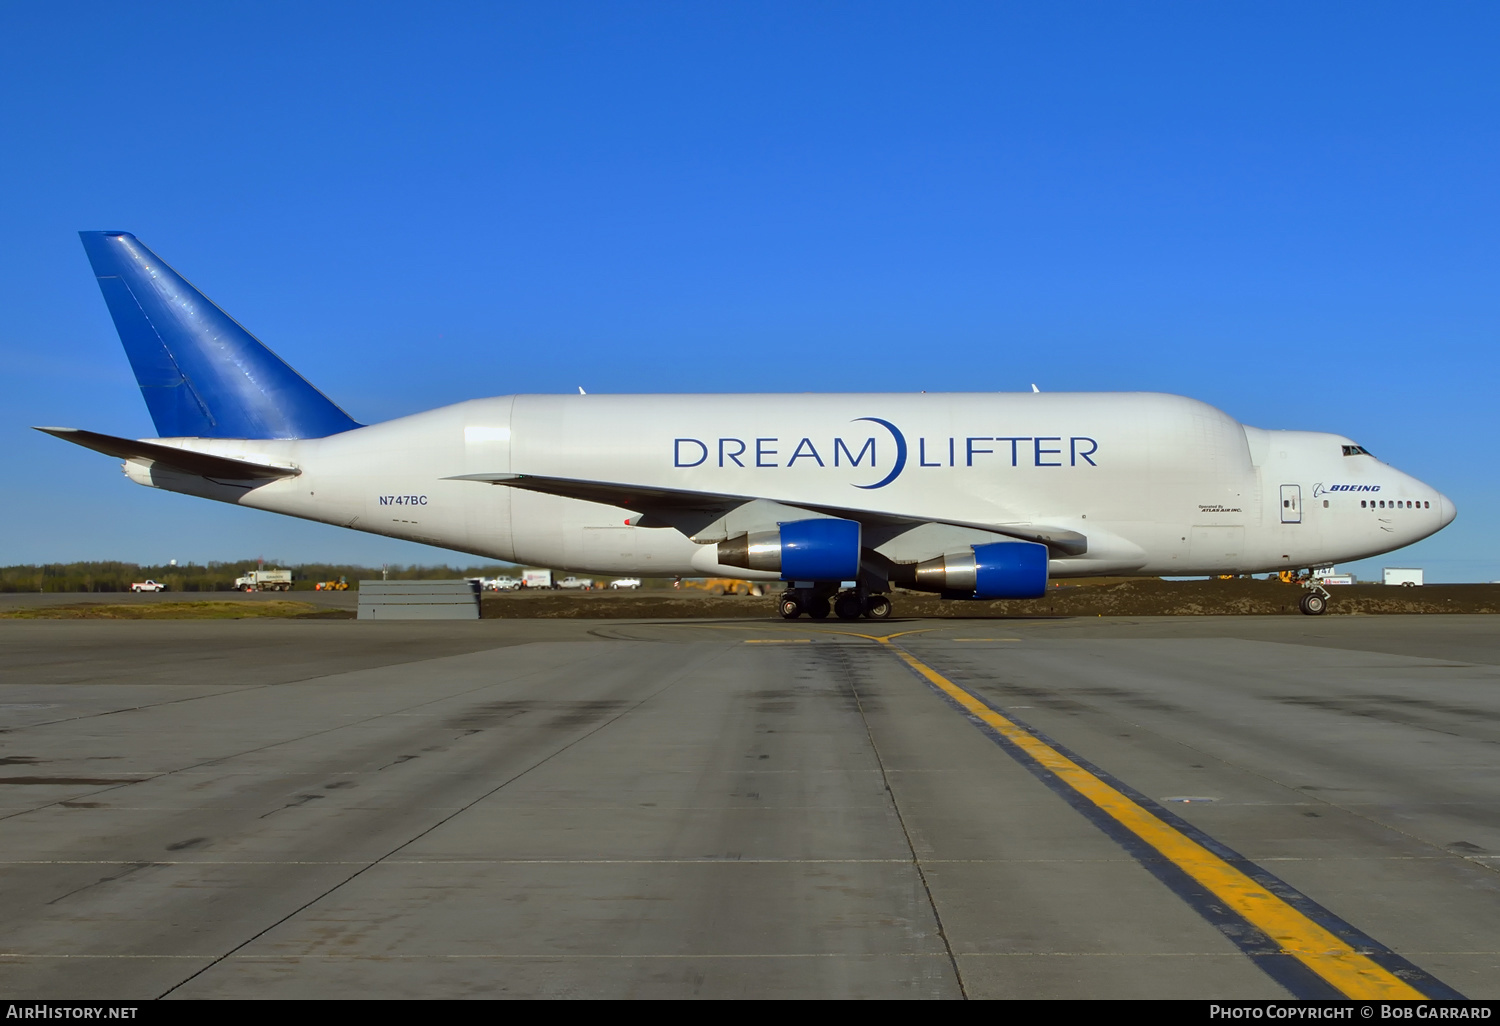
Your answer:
[673,418,1099,489]
[1314,483,1382,496]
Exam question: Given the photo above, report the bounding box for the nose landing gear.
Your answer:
[1299,591,1327,615]
[1298,577,1331,616]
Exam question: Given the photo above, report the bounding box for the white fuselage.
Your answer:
[126,392,1454,578]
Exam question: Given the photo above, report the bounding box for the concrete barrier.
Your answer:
[357,580,480,620]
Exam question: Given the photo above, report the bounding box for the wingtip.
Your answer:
[443,472,523,483]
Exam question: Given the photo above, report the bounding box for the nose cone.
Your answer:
[1438,493,1457,527]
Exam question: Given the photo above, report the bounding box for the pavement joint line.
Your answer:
[953,950,1500,958]
[0,858,919,866]
[6,950,1499,960]
[0,952,956,961]
[0,637,536,734]
[877,636,1463,1002]
[1,855,1473,865]
[0,647,629,827]
[835,641,968,998]
[153,642,724,1000]
[931,641,1500,879]
[11,951,1499,963]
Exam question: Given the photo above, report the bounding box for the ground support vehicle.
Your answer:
[130,580,165,592]
[677,577,763,596]
[234,569,293,592]
[521,570,554,589]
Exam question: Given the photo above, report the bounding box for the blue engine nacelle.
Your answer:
[908,541,1049,598]
[716,518,862,581]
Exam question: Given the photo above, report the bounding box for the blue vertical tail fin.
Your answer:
[78,231,361,439]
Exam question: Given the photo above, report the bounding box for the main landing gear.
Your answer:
[780,585,892,620]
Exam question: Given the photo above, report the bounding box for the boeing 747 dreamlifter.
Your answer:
[40,231,1455,618]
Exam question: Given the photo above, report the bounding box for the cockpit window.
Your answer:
[1342,444,1374,457]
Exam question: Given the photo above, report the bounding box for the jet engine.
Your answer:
[893,540,1048,599]
[716,518,861,581]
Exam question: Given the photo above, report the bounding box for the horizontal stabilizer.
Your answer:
[36,427,301,480]
[448,472,1087,555]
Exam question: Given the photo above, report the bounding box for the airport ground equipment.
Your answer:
[44,230,1460,620]
[234,569,293,592]
[314,577,348,591]
[1384,568,1424,587]
[130,580,165,592]
[357,579,481,620]
[521,570,554,589]
[677,577,760,596]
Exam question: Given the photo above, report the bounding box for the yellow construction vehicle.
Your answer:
[315,577,349,591]
[676,577,764,597]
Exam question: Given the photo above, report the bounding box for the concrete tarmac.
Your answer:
[0,614,1496,999]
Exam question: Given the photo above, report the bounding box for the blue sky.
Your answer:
[2,2,1495,579]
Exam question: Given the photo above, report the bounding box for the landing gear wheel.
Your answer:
[779,597,802,620]
[807,598,831,619]
[1299,593,1327,616]
[863,595,892,619]
[834,594,864,620]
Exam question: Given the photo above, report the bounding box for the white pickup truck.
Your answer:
[130,580,166,592]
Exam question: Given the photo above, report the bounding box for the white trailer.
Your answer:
[1383,568,1424,587]
[521,570,554,589]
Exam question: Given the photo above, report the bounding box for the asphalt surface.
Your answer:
[0,614,1496,999]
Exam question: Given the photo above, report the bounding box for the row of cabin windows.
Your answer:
[1361,500,1429,509]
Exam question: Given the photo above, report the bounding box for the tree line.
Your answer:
[0,561,523,593]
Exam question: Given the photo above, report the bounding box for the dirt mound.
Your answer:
[0,600,326,620]
[482,592,770,619]
[480,581,1500,619]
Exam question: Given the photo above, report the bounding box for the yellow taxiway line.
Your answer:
[878,638,1427,1000]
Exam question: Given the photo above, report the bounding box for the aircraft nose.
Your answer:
[1438,493,1457,527]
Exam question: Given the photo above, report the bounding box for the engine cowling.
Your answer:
[901,541,1048,599]
[716,518,861,581]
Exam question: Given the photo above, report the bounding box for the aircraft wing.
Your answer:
[447,471,1087,556]
[36,427,301,481]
